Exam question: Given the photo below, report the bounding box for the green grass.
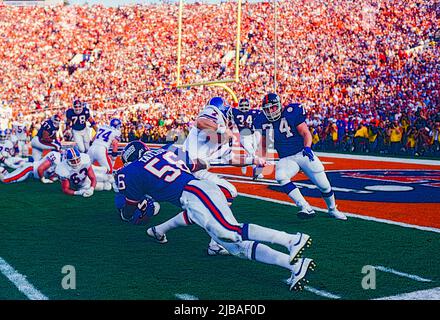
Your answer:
[0,180,439,300]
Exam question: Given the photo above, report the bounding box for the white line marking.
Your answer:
[304,286,342,299]
[374,287,440,300]
[373,266,432,282]
[175,293,199,300]
[282,279,341,299]
[0,257,48,300]
[238,192,440,234]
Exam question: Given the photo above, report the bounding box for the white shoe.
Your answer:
[328,207,347,220]
[146,227,168,244]
[297,205,316,219]
[104,182,112,191]
[287,258,316,291]
[288,233,312,264]
[207,242,230,256]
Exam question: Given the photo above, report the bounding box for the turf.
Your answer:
[0,180,439,300]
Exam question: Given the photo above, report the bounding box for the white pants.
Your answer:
[1,163,35,183]
[31,136,59,162]
[275,151,331,193]
[73,128,91,153]
[180,180,242,243]
[88,144,113,173]
[240,133,257,157]
[193,169,237,203]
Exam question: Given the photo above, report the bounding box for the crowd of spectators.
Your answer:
[0,0,438,157]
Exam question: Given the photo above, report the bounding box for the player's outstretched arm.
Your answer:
[61,179,81,196]
[87,166,97,189]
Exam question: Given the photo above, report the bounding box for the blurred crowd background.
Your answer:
[0,0,439,157]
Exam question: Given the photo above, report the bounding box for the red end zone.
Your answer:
[210,155,440,230]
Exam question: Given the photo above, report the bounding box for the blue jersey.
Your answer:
[253,103,306,158]
[116,148,196,207]
[66,107,91,131]
[37,119,58,140]
[231,109,261,135]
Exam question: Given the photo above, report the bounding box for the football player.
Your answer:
[0,129,27,170]
[11,113,29,157]
[88,118,121,174]
[0,150,61,184]
[56,147,112,197]
[254,93,347,220]
[231,98,264,179]
[30,114,62,162]
[115,143,315,291]
[182,96,264,255]
[65,100,98,153]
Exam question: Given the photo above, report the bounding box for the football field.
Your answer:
[1,154,440,300]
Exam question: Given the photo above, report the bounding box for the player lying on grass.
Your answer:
[0,150,61,184]
[0,129,27,170]
[114,142,315,291]
[253,93,347,220]
[56,147,112,197]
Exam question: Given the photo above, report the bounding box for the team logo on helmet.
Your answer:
[262,93,282,122]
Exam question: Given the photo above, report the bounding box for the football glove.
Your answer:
[82,187,94,198]
[302,147,314,161]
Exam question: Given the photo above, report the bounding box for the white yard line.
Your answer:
[373,266,432,283]
[175,293,199,300]
[374,287,440,300]
[282,279,341,299]
[238,192,440,234]
[0,257,48,300]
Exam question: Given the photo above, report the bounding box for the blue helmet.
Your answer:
[238,98,250,112]
[51,114,62,128]
[4,128,12,139]
[110,118,122,130]
[65,146,81,168]
[262,92,282,122]
[207,96,232,124]
[121,140,150,166]
[0,130,6,142]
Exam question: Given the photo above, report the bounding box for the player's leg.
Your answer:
[94,145,113,174]
[298,155,347,220]
[83,128,91,153]
[30,137,58,162]
[0,163,34,183]
[240,134,253,175]
[73,130,85,153]
[192,170,237,205]
[276,155,315,218]
[146,210,194,243]
[215,239,315,291]
[92,167,112,191]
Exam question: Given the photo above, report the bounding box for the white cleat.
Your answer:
[297,206,316,219]
[104,182,112,191]
[288,258,316,291]
[207,242,230,256]
[328,207,347,220]
[288,233,312,264]
[146,227,168,244]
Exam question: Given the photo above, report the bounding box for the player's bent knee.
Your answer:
[218,240,256,260]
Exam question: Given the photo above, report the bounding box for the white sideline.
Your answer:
[373,266,432,283]
[175,293,199,300]
[238,192,440,234]
[0,257,48,300]
[374,287,440,300]
[282,279,341,299]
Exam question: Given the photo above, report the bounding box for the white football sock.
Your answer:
[323,194,336,210]
[252,243,294,271]
[155,211,190,234]
[288,188,309,208]
[246,224,297,249]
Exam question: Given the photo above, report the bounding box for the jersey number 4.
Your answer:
[263,118,293,138]
[144,152,191,183]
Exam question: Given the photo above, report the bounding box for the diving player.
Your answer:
[30,114,62,162]
[254,93,347,220]
[66,100,98,153]
[115,143,315,291]
[87,118,121,174]
[231,98,264,179]
[0,129,27,170]
[56,147,112,197]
